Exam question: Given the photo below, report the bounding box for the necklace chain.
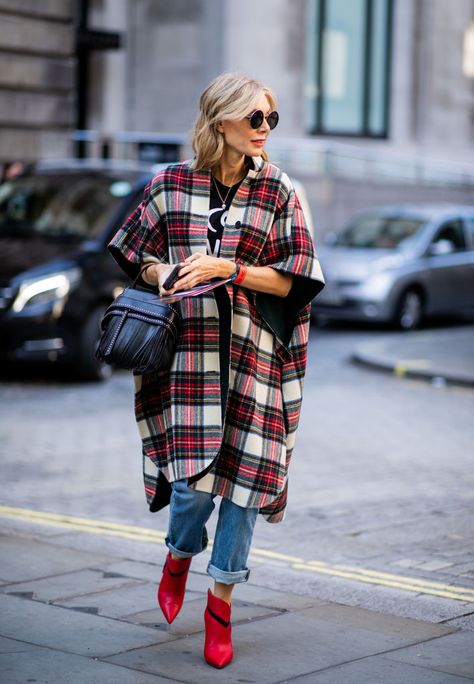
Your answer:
[212,170,239,209]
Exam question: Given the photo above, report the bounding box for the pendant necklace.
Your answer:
[212,169,239,209]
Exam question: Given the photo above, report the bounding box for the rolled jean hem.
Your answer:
[165,539,206,559]
[207,562,251,585]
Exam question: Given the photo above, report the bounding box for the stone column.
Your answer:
[0,0,75,163]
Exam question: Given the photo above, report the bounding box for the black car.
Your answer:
[0,160,158,380]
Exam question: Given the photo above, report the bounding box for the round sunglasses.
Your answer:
[245,110,279,130]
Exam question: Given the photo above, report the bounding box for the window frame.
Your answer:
[309,0,393,139]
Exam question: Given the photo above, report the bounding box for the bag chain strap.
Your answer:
[132,263,156,288]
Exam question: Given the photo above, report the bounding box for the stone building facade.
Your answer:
[0,0,75,164]
[81,0,474,228]
[1,0,473,227]
[88,0,474,160]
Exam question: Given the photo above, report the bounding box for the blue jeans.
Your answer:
[165,479,259,585]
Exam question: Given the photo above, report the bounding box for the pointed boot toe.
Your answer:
[157,552,192,624]
[204,588,233,668]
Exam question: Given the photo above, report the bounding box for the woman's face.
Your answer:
[217,94,274,159]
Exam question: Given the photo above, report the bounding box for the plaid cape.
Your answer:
[108,157,325,523]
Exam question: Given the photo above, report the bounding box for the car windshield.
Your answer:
[335,215,426,250]
[0,172,138,240]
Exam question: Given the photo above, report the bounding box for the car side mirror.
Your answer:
[428,239,455,256]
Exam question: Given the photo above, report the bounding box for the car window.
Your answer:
[431,219,466,251]
[335,215,425,249]
[0,173,137,240]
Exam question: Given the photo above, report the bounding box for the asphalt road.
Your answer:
[1,322,473,629]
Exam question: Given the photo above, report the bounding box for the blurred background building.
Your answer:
[0,0,473,230]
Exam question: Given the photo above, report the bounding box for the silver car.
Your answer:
[313,205,474,329]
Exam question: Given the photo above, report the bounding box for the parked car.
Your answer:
[0,159,159,380]
[312,205,474,329]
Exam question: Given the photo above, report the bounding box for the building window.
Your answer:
[305,0,393,137]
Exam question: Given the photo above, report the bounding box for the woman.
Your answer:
[108,72,325,668]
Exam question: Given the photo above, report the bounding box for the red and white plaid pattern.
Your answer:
[109,157,325,523]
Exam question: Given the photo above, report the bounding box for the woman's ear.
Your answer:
[216,121,224,133]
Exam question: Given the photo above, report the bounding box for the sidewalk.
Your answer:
[351,325,474,388]
[1,530,473,683]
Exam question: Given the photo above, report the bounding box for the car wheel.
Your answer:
[311,313,331,328]
[394,288,424,331]
[76,306,112,381]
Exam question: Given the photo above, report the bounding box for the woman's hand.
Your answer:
[171,253,234,292]
[142,257,293,298]
[141,263,182,296]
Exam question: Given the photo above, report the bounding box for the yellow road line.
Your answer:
[394,359,431,377]
[0,505,167,541]
[292,563,474,603]
[1,504,472,603]
[331,563,474,596]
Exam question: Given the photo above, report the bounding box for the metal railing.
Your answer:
[72,130,474,188]
[267,137,474,187]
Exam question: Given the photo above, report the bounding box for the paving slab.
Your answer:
[0,535,113,582]
[0,635,38,654]
[0,642,176,684]
[95,559,167,583]
[250,562,472,624]
[95,558,212,594]
[235,582,320,612]
[385,631,474,679]
[289,654,473,683]
[2,568,143,603]
[56,581,203,621]
[104,603,455,684]
[0,594,171,657]
[301,601,456,640]
[128,595,282,637]
[445,614,474,631]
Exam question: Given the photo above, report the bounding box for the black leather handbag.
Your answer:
[96,264,179,373]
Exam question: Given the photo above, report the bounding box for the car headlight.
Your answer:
[371,254,407,273]
[12,269,81,314]
[362,271,394,295]
[359,254,408,299]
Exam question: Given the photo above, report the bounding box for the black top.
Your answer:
[203,175,242,428]
[207,176,241,257]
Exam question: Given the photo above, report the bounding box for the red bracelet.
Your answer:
[233,263,248,285]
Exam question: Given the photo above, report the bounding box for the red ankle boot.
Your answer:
[204,588,233,668]
[157,552,192,624]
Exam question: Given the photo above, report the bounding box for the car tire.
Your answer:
[76,306,112,382]
[311,313,331,328]
[394,288,424,331]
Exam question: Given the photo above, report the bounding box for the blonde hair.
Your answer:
[191,72,277,171]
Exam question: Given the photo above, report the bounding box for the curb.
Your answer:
[350,349,474,389]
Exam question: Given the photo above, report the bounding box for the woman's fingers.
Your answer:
[185,252,204,262]
[174,264,212,291]
[158,264,182,294]
[159,254,222,293]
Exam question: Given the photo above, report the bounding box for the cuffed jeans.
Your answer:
[165,479,259,585]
